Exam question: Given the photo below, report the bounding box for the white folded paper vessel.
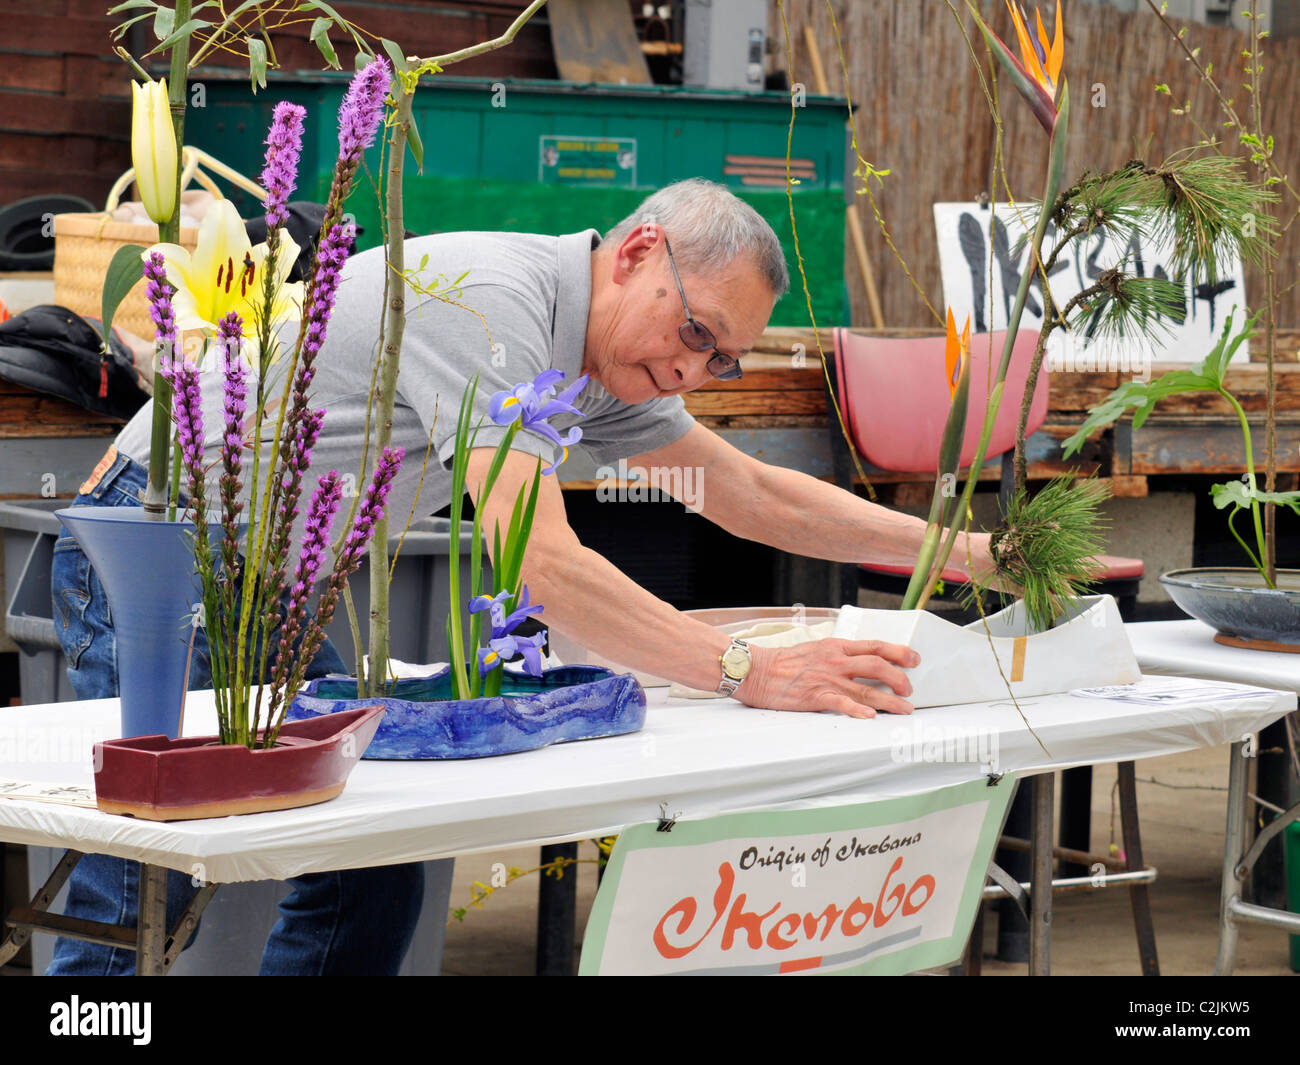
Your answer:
[832,594,1141,707]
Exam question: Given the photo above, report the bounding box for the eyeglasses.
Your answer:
[663,236,743,382]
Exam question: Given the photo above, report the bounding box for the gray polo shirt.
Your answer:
[115,229,695,533]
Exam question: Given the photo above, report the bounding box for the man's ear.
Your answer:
[611,221,662,285]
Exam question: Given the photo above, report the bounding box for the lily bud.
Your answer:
[131,77,178,225]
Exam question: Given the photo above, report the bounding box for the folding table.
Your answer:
[0,676,1292,975]
[1126,619,1300,974]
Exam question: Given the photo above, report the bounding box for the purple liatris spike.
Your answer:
[217,311,246,462]
[338,57,390,167]
[261,101,306,231]
[217,311,247,547]
[142,251,177,365]
[267,470,344,713]
[341,445,404,567]
[299,221,355,379]
[282,445,404,701]
[168,358,205,502]
[290,472,342,620]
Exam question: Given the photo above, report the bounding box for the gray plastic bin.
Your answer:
[0,500,73,706]
[0,502,476,975]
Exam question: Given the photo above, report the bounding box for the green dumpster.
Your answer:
[185,73,850,325]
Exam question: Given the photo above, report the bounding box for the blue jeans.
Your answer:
[47,451,425,975]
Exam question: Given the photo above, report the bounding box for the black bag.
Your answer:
[0,304,150,420]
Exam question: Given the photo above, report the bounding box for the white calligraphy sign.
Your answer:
[579,776,1015,976]
[934,202,1249,372]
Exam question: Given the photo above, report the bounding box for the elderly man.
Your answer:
[49,178,996,975]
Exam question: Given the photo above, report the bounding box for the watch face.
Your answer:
[721,645,751,679]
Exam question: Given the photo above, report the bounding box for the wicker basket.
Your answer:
[53,148,264,340]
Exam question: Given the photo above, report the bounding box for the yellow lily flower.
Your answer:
[131,77,178,226]
[146,199,303,356]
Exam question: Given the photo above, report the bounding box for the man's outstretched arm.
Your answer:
[627,423,996,578]
[465,446,920,718]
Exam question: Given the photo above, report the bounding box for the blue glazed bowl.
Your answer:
[287,665,647,759]
[1160,568,1300,645]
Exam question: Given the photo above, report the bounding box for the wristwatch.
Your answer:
[716,638,752,697]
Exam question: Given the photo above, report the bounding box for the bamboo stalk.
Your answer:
[143,0,192,516]
[365,82,413,698]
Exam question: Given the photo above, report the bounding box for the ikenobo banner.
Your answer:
[580,776,1017,976]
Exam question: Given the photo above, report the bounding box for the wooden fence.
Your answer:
[772,0,1300,335]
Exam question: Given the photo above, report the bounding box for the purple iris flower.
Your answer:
[468,588,510,621]
[478,631,547,678]
[488,370,590,474]
[473,584,546,676]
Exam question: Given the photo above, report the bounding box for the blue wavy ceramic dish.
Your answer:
[287,665,647,759]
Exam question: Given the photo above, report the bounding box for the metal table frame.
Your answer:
[1215,742,1300,974]
[0,850,216,976]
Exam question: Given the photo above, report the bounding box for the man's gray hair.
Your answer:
[604,178,790,297]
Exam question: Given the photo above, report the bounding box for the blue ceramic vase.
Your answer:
[57,506,216,739]
[287,665,647,759]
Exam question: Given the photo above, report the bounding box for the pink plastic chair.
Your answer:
[829,327,1143,603]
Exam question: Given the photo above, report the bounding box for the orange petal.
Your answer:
[1007,0,1049,92]
[1048,0,1064,87]
[1035,7,1052,79]
[945,308,965,399]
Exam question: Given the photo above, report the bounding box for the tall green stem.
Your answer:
[920,87,1070,608]
[1221,389,1269,584]
[143,0,192,516]
[366,81,413,697]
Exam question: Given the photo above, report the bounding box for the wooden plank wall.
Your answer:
[0,1,555,209]
[0,0,129,205]
[772,0,1300,334]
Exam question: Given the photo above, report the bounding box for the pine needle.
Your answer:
[962,476,1112,633]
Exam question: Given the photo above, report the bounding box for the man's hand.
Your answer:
[737,639,920,718]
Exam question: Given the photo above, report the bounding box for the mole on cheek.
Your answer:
[656,287,667,298]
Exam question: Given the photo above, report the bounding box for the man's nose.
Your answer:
[667,351,709,390]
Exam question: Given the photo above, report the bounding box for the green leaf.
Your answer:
[147,17,212,56]
[1201,309,1256,386]
[1212,480,1300,515]
[109,0,157,12]
[1211,480,1252,510]
[247,37,268,91]
[111,10,157,41]
[1061,371,1218,456]
[380,37,408,72]
[298,0,366,50]
[1154,83,1170,94]
[310,17,340,69]
[407,118,424,174]
[101,244,149,340]
[152,4,174,42]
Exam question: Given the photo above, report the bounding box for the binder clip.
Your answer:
[656,802,680,832]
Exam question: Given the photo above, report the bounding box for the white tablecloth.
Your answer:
[0,676,1293,882]
[1127,618,1300,691]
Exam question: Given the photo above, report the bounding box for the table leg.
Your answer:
[536,842,578,976]
[1117,761,1160,975]
[1213,740,1249,976]
[136,864,168,977]
[1030,773,1054,976]
[0,848,83,967]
